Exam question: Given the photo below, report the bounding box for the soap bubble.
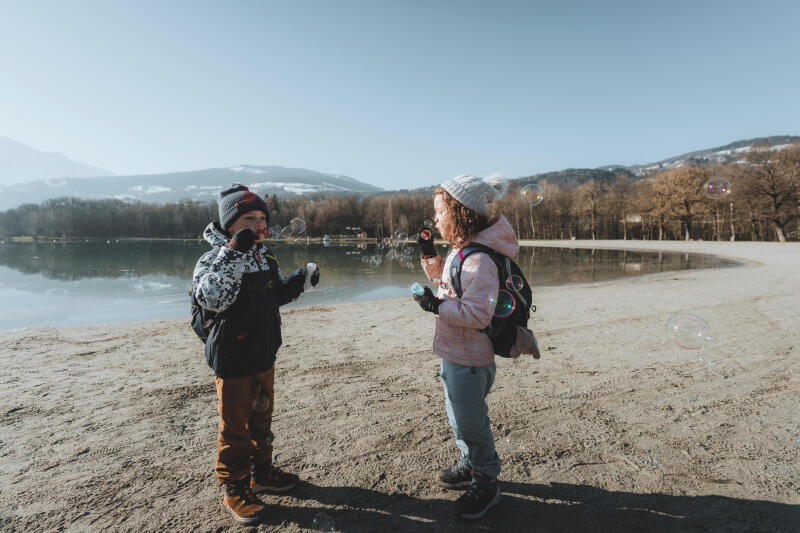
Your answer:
[423,219,434,229]
[386,249,397,260]
[361,256,369,263]
[521,184,544,206]
[290,217,306,234]
[370,255,382,267]
[489,290,516,318]
[505,275,524,292]
[666,313,712,350]
[396,232,408,242]
[376,242,384,250]
[500,437,524,451]
[279,226,294,238]
[311,512,336,531]
[703,177,732,200]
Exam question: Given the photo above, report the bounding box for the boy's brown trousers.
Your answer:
[214,367,275,483]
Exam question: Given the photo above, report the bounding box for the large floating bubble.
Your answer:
[423,219,434,229]
[290,217,306,234]
[703,177,732,200]
[505,275,524,292]
[279,226,294,238]
[489,290,516,318]
[666,313,712,350]
[521,184,544,206]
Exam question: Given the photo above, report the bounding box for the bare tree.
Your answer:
[652,167,710,240]
[739,145,798,242]
[571,180,603,239]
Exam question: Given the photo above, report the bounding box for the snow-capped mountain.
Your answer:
[0,136,113,185]
[0,164,382,210]
[602,135,800,176]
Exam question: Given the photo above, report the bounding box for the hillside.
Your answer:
[0,165,382,210]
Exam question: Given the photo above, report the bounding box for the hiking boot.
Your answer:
[251,463,299,493]
[454,471,501,520]
[438,461,472,489]
[223,476,267,524]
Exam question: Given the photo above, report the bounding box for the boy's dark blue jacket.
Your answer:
[192,222,305,378]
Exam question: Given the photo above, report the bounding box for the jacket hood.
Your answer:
[471,215,519,258]
[203,222,231,249]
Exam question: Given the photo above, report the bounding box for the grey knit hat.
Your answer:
[440,175,501,215]
[218,183,270,231]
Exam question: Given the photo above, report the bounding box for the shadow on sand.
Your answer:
[255,481,799,532]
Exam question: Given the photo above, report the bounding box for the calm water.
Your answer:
[0,240,739,330]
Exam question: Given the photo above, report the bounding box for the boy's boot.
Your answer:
[454,470,501,520]
[223,476,267,524]
[251,462,300,493]
[437,461,472,489]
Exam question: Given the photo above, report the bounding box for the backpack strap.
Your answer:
[449,243,505,299]
[449,243,528,308]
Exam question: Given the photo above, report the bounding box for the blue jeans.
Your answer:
[440,359,501,478]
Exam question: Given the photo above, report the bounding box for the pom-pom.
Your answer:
[483,173,509,199]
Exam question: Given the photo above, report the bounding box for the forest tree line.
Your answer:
[1,143,798,242]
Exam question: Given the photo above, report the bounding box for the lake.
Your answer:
[0,240,739,330]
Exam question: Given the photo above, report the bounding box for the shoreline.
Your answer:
[2,240,798,531]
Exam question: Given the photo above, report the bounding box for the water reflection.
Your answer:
[0,241,739,329]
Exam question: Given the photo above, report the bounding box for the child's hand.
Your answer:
[413,286,443,315]
[228,228,259,252]
[416,228,438,258]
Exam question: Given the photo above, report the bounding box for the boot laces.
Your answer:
[465,479,488,501]
[262,464,288,479]
[232,479,260,505]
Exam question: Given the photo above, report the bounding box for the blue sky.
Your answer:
[1,0,798,189]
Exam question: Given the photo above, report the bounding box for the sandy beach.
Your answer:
[1,240,799,532]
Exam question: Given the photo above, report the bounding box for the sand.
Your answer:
[1,240,799,532]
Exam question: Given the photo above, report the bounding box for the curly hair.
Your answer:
[434,187,488,247]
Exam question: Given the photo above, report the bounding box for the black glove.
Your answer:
[416,227,438,258]
[413,286,442,314]
[310,267,320,287]
[287,268,306,294]
[228,228,259,252]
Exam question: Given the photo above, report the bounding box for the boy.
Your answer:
[192,184,319,524]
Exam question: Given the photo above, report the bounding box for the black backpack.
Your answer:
[189,246,221,343]
[449,243,535,357]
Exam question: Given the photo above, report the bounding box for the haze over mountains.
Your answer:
[0,136,113,186]
[0,135,797,211]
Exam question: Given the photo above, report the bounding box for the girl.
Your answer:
[413,174,520,520]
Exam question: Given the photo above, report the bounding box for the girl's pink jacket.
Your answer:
[421,215,520,367]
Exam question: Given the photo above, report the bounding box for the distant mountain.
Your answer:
[518,135,800,188]
[600,135,800,177]
[0,164,382,210]
[0,136,113,185]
